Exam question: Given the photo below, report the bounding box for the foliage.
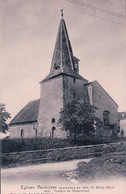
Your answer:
[77,152,126,182]
[110,124,118,137]
[1,138,72,153]
[1,136,124,154]
[0,103,11,133]
[58,100,102,140]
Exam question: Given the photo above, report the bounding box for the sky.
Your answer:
[1,0,126,124]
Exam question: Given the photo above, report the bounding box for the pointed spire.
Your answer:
[49,14,75,76]
[41,12,88,83]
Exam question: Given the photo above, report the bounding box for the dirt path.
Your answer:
[1,158,91,194]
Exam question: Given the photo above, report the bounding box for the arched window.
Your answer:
[52,126,56,139]
[52,118,55,123]
[54,63,60,70]
[73,78,75,84]
[21,129,24,138]
[103,111,110,126]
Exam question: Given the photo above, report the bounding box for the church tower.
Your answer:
[37,11,88,138]
[9,11,118,139]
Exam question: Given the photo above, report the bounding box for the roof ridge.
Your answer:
[93,80,118,107]
[29,99,40,103]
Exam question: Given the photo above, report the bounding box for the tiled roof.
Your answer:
[10,99,40,125]
[85,81,118,107]
[50,18,75,76]
[73,56,80,63]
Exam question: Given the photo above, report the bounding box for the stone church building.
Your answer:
[9,15,118,139]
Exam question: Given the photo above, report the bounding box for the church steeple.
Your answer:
[41,12,87,82]
[50,15,75,76]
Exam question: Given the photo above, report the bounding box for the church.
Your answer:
[9,12,118,139]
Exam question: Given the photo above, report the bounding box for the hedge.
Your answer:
[1,136,125,153]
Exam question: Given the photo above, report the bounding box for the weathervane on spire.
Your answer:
[61,9,63,18]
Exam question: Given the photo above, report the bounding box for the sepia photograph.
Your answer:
[1,0,126,194]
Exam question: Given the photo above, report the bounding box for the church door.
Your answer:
[52,126,56,139]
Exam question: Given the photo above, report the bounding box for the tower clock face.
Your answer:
[54,63,60,70]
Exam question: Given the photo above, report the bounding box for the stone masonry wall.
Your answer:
[2,142,126,168]
[63,75,88,105]
[9,122,37,139]
[38,75,66,138]
[92,81,118,125]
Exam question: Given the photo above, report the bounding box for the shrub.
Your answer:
[1,138,71,153]
[1,135,125,153]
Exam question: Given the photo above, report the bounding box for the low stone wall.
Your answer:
[2,142,126,168]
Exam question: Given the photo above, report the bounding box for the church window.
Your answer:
[54,63,60,70]
[103,111,110,126]
[52,118,55,123]
[73,93,75,98]
[73,78,75,84]
[21,129,24,138]
[75,63,78,69]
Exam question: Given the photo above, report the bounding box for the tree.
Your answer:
[58,100,101,141]
[0,104,11,134]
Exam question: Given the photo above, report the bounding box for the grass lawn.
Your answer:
[77,152,126,182]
